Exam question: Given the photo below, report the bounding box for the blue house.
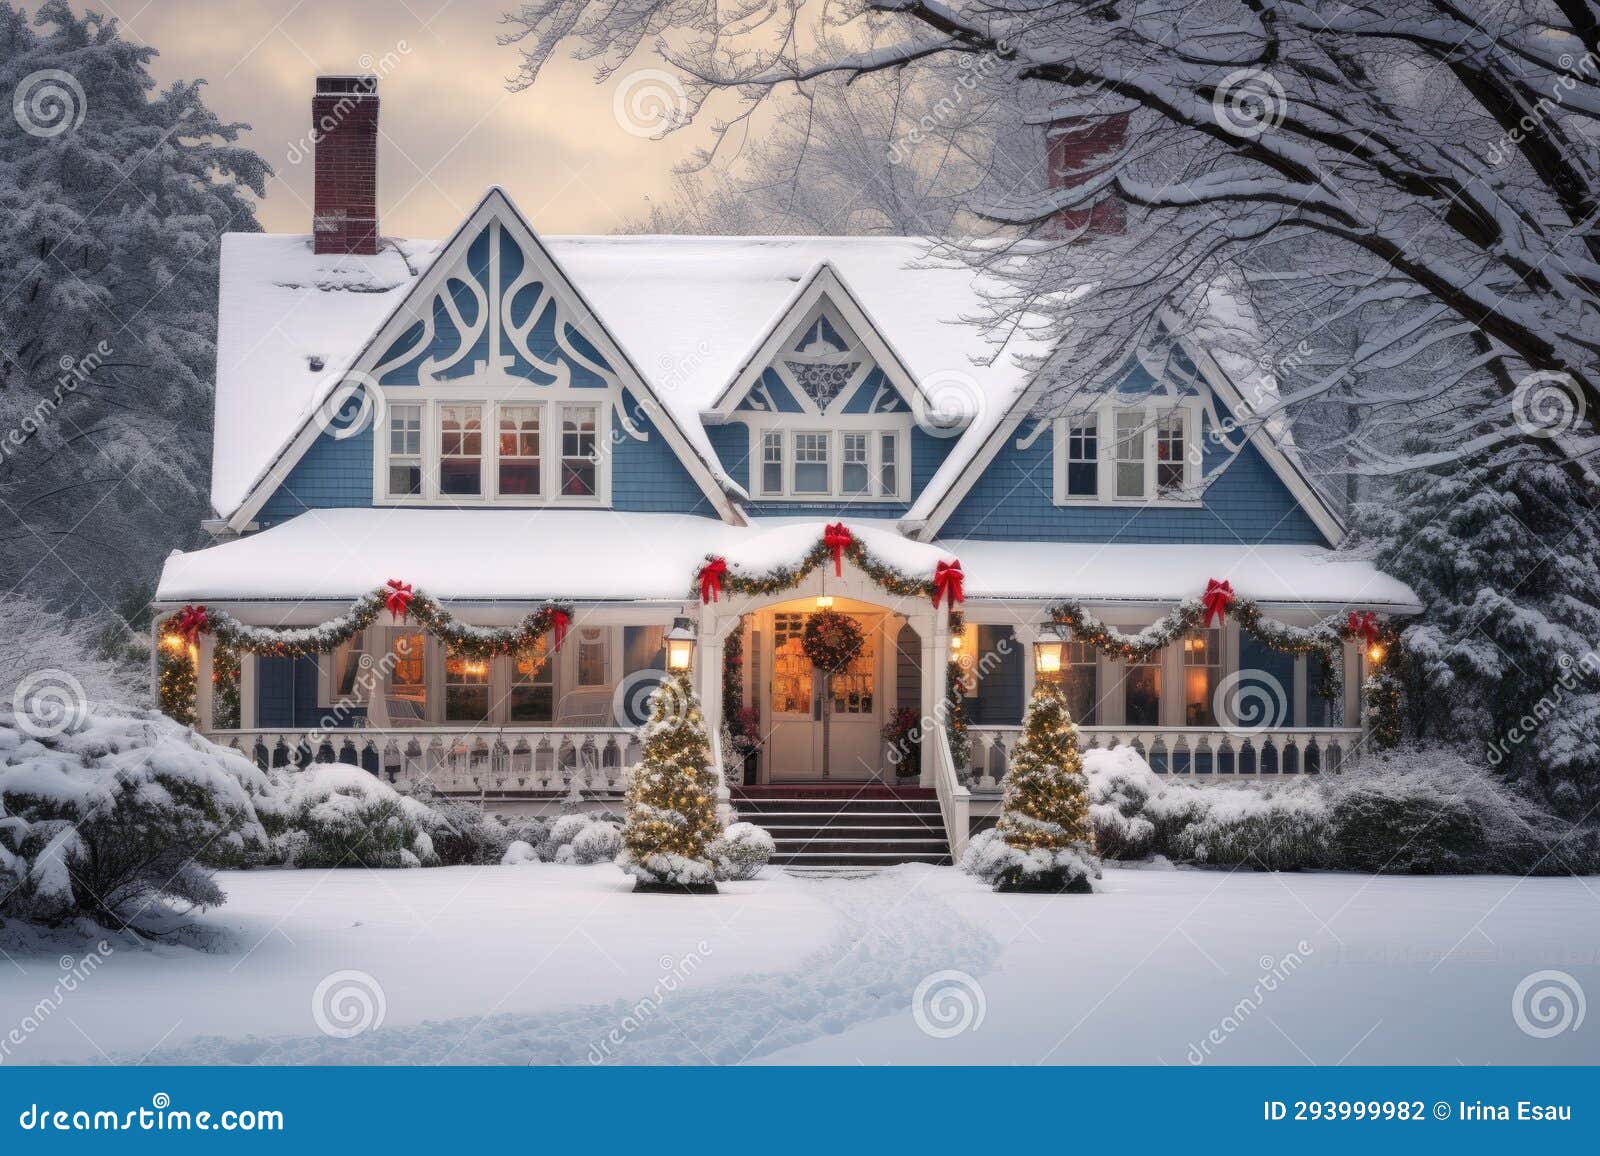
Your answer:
[155,77,1419,865]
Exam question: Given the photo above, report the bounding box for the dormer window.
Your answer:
[751,424,909,501]
[1053,402,1202,506]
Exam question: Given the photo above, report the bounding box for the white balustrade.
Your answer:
[964,725,1365,790]
[206,726,643,798]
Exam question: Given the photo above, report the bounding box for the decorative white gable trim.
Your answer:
[225,187,742,531]
[703,262,938,423]
[906,312,1347,547]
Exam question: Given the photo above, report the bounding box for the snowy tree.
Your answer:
[0,2,267,620]
[968,681,1098,891]
[0,591,146,710]
[619,671,721,891]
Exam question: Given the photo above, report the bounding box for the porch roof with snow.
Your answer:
[154,509,1418,612]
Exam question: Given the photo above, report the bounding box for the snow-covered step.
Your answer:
[733,788,954,868]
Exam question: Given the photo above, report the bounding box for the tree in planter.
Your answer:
[618,671,720,892]
[966,682,1098,893]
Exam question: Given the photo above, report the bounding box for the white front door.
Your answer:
[763,609,883,781]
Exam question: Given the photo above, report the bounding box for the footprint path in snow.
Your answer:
[120,865,1002,1065]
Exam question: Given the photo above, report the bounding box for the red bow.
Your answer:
[1347,610,1379,646]
[822,523,853,578]
[550,608,570,651]
[933,560,965,609]
[175,604,209,645]
[1201,578,1235,627]
[384,579,415,623]
[698,557,727,604]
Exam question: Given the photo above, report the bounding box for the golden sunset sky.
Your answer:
[56,0,701,237]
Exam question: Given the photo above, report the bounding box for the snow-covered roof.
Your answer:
[946,540,1420,610]
[212,228,1049,520]
[154,509,1416,611]
[154,510,948,604]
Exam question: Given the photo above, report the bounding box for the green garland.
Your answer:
[697,536,938,602]
[157,587,572,723]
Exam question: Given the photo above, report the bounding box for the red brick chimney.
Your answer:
[1044,111,1128,239]
[312,75,379,256]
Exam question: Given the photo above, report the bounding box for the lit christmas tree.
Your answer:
[619,670,721,893]
[980,681,1098,892]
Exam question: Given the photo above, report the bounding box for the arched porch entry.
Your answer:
[694,559,952,790]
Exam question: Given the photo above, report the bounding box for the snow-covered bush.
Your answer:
[1167,791,1331,871]
[408,788,511,866]
[571,819,622,865]
[258,764,437,869]
[710,822,774,881]
[502,815,549,852]
[0,706,267,932]
[502,840,539,866]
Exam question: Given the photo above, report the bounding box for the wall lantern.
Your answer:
[665,618,697,671]
[1034,624,1066,675]
[815,595,835,609]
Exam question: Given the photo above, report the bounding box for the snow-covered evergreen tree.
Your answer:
[0,2,267,617]
[618,671,720,890]
[1365,454,1600,815]
[0,592,145,709]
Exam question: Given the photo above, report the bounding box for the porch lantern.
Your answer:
[814,594,835,609]
[1034,624,1067,675]
[665,619,697,671]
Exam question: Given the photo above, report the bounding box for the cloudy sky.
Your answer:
[60,0,705,237]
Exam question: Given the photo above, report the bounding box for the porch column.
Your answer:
[916,607,951,788]
[194,633,215,732]
[239,652,258,729]
[1014,623,1041,707]
[695,606,734,819]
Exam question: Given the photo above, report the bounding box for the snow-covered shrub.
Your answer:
[407,788,511,866]
[710,822,774,880]
[571,819,623,865]
[502,840,539,866]
[0,706,267,931]
[1167,791,1331,871]
[502,815,549,851]
[260,764,437,869]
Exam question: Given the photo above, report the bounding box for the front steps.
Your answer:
[733,785,952,868]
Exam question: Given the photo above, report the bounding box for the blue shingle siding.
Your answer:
[257,427,374,527]
[705,424,750,491]
[1239,635,1298,730]
[612,389,722,515]
[840,368,907,413]
[939,420,1327,544]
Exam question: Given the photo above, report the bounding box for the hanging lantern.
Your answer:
[1035,624,1066,675]
[665,618,697,671]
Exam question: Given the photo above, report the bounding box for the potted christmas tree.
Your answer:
[618,670,720,894]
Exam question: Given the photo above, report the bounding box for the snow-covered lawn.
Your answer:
[3,863,1596,1065]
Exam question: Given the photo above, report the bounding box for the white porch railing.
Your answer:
[930,729,972,860]
[964,725,1365,791]
[207,726,643,797]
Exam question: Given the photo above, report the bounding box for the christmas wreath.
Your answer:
[801,608,864,671]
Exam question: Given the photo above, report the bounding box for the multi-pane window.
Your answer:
[1061,641,1098,725]
[387,631,426,723]
[1066,417,1098,497]
[439,404,483,496]
[841,432,869,495]
[508,640,553,723]
[794,432,830,494]
[560,404,598,496]
[879,433,898,495]
[761,431,784,495]
[1125,649,1162,726]
[444,651,490,722]
[331,636,367,700]
[388,405,423,497]
[576,628,607,686]
[1115,410,1146,499]
[498,405,541,496]
[1183,628,1220,726]
[1157,411,1187,495]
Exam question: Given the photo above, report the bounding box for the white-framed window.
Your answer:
[385,629,427,724]
[507,640,553,723]
[793,432,830,494]
[576,628,608,687]
[444,650,490,722]
[749,425,909,501]
[387,404,423,497]
[439,403,484,497]
[497,404,541,497]
[1053,403,1201,506]
[318,635,369,709]
[560,404,599,497]
[1182,628,1221,726]
[1124,649,1162,727]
